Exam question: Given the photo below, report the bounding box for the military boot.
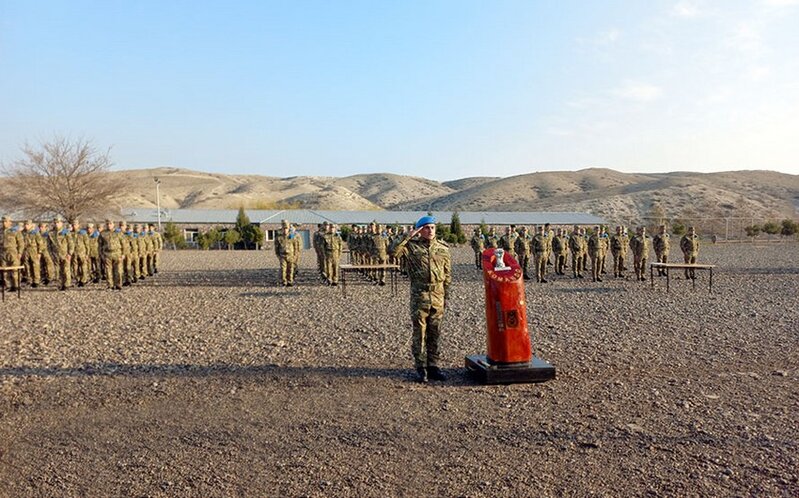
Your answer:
[416,367,428,383]
[428,367,446,381]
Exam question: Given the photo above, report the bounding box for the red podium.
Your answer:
[465,248,556,384]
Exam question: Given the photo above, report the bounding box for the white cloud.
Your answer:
[748,65,772,81]
[672,1,702,18]
[762,0,799,6]
[613,81,664,102]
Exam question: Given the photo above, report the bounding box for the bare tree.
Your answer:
[1,136,124,222]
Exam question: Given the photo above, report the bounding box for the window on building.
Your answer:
[184,229,199,242]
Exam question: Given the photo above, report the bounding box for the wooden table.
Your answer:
[650,263,717,293]
[339,264,401,297]
[0,265,24,301]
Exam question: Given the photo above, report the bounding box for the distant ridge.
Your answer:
[2,166,797,224]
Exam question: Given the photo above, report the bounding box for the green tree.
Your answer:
[780,219,798,237]
[479,219,489,237]
[163,221,186,249]
[197,229,220,250]
[672,222,686,236]
[339,225,351,242]
[224,228,241,250]
[744,224,761,239]
[762,220,780,239]
[449,211,466,244]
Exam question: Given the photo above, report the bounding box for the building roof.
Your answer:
[121,208,605,226]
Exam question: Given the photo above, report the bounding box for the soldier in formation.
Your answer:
[653,224,671,276]
[1,216,24,291]
[498,225,518,260]
[610,226,628,278]
[390,215,451,384]
[322,222,343,286]
[629,226,651,282]
[569,227,587,279]
[552,228,569,276]
[514,226,532,280]
[531,225,551,283]
[469,228,485,269]
[274,220,298,286]
[680,226,701,279]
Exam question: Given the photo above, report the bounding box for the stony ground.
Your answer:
[0,243,797,497]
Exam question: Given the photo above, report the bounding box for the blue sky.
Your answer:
[1,0,797,180]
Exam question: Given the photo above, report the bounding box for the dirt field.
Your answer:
[1,243,797,497]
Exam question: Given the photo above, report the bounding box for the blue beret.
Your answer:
[415,215,436,228]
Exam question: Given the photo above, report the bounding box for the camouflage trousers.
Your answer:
[473,250,482,269]
[324,252,339,284]
[57,256,72,288]
[23,253,41,285]
[89,256,101,282]
[591,252,606,281]
[683,253,697,278]
[633,254,648,280]
[572,253,586,276]
[410,302,444,369]
[555,253,567,275]
[41,252,57,283]
[612,252,626,277]
[517,253,529,277]
[655,252,668,275]
[279,256,295,285]
[125,254,139,283]
[72,254,89,285]
[533,252,548,282]
[104,256,123,288]
[2,253,21,288]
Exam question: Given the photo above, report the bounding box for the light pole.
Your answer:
[154,178,162,230]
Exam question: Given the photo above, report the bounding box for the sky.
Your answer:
[1,0,798,181]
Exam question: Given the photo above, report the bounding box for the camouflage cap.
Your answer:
[53,216,64,223]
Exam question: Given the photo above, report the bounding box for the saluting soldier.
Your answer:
[629,226,651,282]
[469,228,485,270]
[610,226,628,278]
[680,226,701,279]
[48,217,74,291]
[390,215,451,384]
[99,219,123,290]
[653,225,671,276]
[514,226,532,280]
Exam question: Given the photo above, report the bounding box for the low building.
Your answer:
[120,208,606,248]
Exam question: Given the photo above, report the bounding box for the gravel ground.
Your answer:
[1,242,797,497]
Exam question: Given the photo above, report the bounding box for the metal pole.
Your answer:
[155,178,162,230]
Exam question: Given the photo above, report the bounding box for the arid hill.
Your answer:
[3,166,797,225]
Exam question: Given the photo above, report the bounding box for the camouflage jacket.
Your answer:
[87,231,100,258]
[48,229,74,259]
[371,233,389,259]
[71,230,90,257]
[588,234,606,255]
[470,234,485,253]
[499,233,518,255]
[323,233,343,256]
[390,235,451,309]
[274,233,295,258]
[551,235,569,255]
[514,234,531,256]
[532,233,551,254]
[568,234,587,255]
[629,235,651,257]
[680,234,700,255]
[98,229,122,257]
[653,233,671,254]
[610,234,628,255]
[1,227,25,258]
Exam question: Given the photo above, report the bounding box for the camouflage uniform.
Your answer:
[514,228,532,279]
[610,228,628,278]
[680,229,701,279]
[71,225,90,286]
[469,230,485,269]
[87,226,101,283]
[22,223,43,287]
[150,227,163,273]
[629,229,650,282]
[322,226,343,285]
[653,229,671,276]
[485,229,499,249]
[119,225,133,285]
[587,230,607,282]
[1,218,25,290]
[568,229,587,278]
[274,228,296,286]
[38,224,57,285]
[370,227,390,285]
[499,228,518,260]
[48,222,74,290]
[531,228,551,283]
[390,230,451,371]
[313,225,326,279]
[99,223,123,289]
[551,230,569,276]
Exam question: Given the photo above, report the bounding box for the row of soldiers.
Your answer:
[470,224,702,283]
[343,223,407,286]
[1,216,163,291]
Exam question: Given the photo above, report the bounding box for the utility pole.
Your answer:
[154,177,162,230]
